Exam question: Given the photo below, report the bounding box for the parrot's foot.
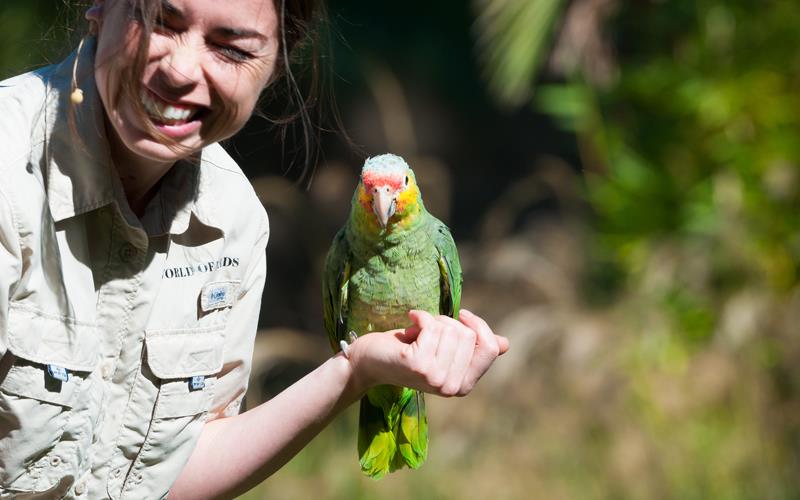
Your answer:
[340,331,360,359]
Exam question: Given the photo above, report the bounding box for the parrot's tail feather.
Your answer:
[358,387,428,479]
[396,390,427,469]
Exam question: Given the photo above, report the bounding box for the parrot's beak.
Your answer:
[372,187,397,228]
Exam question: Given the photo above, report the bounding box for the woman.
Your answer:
[0,0,508,498]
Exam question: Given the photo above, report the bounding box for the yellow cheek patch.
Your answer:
[357,184,372,212]
[394,180,420,226]
[397,179,419,210]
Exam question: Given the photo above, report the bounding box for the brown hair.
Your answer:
[265,0,333,186]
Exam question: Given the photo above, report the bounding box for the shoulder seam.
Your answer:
[0,186,23,297]
[201,143,246,176]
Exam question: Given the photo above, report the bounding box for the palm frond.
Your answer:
[473,0,567,107]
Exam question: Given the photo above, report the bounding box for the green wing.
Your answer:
[322,227,352,353]
[431,218,462,319]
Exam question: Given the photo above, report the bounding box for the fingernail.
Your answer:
[460,308,472,317]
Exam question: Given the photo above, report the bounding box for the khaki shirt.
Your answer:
[0,42,269,499]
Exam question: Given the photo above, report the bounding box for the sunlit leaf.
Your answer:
[473,0,567,107]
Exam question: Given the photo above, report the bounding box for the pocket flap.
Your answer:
[145,326,225,379]
[154,378,216,418]
[0,362,83,407]
[6,303,99,372]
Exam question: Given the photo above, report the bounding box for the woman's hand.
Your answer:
[347,309,509,397]
[173,309,506,499]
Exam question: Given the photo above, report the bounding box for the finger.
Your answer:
[459,309,499,354]
[434,322,459,367]
[444,327,476,397]
[420,324,458,396]
[436,313,467,328]
[408,310,440,353]
[496,335,510,355]
[406,310,440,373]
[459,309,501,385]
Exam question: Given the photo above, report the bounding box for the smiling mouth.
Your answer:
[140,89,206,126]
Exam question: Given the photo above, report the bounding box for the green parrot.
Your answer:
[322,153,463,479]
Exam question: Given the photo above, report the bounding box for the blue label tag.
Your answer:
[209,287,227,303]
[189,375,206,391]
[47,365,69,382]
[200,281,236,312]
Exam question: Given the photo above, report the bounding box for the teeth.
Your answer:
[140,90,197,125]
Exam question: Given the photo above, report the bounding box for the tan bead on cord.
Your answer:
[70,37,87,106]
[70,88,84,104]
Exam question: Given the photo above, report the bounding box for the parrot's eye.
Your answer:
[405,176,409,186]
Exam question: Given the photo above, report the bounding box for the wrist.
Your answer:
[341,337,373,399]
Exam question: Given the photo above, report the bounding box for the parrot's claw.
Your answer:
[339,340,350,358]
[339,331,359,359]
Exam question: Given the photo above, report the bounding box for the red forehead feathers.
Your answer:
[362,171,404,191]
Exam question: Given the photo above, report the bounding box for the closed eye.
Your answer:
[213,44,254,62]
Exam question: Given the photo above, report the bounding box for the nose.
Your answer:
[159,41,202,91]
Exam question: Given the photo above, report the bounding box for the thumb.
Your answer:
[408,309,436,329]
[392,325,421,344]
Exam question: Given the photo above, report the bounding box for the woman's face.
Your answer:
[93,0,279,164]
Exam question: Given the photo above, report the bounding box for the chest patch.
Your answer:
[200,281,238,312]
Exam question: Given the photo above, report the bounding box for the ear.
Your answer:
[85,1,104,23]
[85,0,105,35]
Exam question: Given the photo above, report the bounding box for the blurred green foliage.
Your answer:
[0,0,84,77]
[474,0,567,106]
[478,0,800,498]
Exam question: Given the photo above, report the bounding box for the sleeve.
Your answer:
[207,215,269,420]
[0,187,22,360]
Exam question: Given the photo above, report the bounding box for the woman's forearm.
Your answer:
[169,309,508,500]
[169,352,363,500]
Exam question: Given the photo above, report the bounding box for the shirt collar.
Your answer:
[144,155,222,237]
[44,38,115,223]
[43,38,222,237]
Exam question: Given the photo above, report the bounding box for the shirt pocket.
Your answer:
[0,303,99,495]
[145,325,224,420]
[117,326,224,499]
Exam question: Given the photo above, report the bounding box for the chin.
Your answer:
[131,138,202,163]
[111,114,204,166]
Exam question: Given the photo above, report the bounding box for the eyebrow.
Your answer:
[161,0,183,18]
[213,27,269,42]
[160,0,268,42]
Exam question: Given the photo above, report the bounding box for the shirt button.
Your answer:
[49,456,61,467]
[118,243,138,263]
[112,468,122,478]
[74,480,87,495]
[101,361,114,380]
